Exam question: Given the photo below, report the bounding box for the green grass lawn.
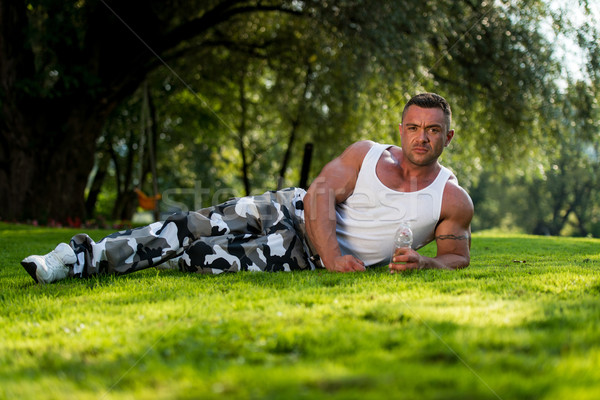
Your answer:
[1,222,599,400]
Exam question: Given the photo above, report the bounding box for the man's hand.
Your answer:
[388,247,423,273]
[328,255,366,272]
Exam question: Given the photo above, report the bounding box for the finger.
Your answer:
[346,258,365,272]
[391,249,408,263]
[391,254,408,265]
[349,261,365,271]
[334,262,357,273]
[389,262,407,273]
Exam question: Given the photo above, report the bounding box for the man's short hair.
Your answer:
[402,93,452,131]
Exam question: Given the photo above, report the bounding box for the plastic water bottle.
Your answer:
[390,221,413,263]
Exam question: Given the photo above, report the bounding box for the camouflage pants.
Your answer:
[69,188,320,277]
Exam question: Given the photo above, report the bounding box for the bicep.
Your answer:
[434,218,471,258]
[312,159,358,203]
[306,141,371,203]
[434,185,473,258]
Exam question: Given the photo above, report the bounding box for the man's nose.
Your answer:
[416,129,429,142]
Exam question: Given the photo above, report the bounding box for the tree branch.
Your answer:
[159,2,303,54]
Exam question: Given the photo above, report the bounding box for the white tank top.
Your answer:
[335,143,453,266]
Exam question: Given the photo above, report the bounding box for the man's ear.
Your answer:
[445,129,455,146]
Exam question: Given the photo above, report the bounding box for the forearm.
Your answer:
[308,228,341,270]
[304,189,342,269]
[419,253,470,270]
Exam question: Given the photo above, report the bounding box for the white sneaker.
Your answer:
[21,243,77,284]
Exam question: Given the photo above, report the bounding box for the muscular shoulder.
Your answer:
[341,140,377,159]
[331,140,377,170]
[311,140,380,202]
[441,176,474,222]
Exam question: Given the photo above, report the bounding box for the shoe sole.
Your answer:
[21,261,40,283]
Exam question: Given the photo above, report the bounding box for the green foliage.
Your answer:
[470,79,600,236]
[91,0,578,211]
[2,224,600,399]
[7,0,600,232]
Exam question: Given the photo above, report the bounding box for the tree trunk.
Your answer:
[277,119,299,190]
[85,150,111,219]
[1,102,109,223]
[0,0,123,223]
[146,84,161,222]
[111,127,138,221]
[238,70,251,196]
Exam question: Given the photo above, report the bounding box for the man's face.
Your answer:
[399,106,454,167]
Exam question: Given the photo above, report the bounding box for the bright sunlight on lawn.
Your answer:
[1,223,599,400]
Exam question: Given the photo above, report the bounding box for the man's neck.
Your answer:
[378,147,441,192]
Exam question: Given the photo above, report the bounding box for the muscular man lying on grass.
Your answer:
[22,93,473,283]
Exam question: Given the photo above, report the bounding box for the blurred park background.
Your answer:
[1,0,599,237]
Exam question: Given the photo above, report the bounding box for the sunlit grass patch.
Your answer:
[1,223,599,399]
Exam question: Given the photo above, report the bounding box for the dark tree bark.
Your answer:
[85,148,111,219]
[238,68,251,196]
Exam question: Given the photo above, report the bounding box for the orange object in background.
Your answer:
[134,188,161,210]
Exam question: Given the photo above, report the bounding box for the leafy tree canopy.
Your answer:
[1,0,596,224]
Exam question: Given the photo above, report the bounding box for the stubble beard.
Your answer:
[405,146,441,167]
